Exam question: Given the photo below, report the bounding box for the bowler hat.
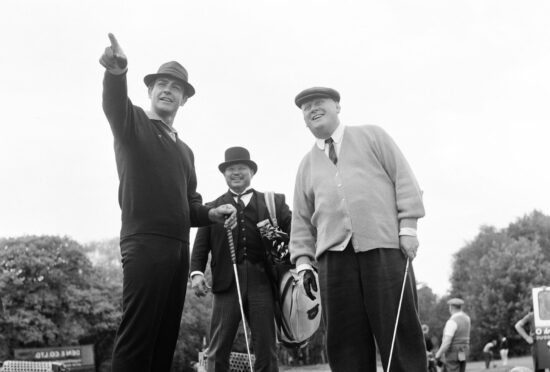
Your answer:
[218,147,258,174]
[295,87,340,108]
[447,298,464,306]
[144,61,195,98]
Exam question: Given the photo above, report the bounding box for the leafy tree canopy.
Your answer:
[0,235,121,361]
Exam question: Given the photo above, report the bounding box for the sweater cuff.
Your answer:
[399,218,418,230]
[296,263,313,273]
[190,271,204,279]
[296,256,314,267]
[106,66,128,76]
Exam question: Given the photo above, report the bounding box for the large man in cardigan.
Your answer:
[190,146,291,372]
[99,34,236,372]
[289,87,427,372]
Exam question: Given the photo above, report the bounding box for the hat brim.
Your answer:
[144,73,195,98]
[295,92,337,108]
[218,160,258,174]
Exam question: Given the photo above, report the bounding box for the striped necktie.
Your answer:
[325,137,338,165]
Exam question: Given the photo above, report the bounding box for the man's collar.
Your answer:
[229,187,253,196]
[315,124,345,150]
[146,111,178,134]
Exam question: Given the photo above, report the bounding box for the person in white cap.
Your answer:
[435,298,471,372]
[99,33,236,372]
[289,87,426,372]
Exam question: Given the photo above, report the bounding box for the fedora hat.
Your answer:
[295,87,340,108]
[218,147,258,174]
[143,61,195,98]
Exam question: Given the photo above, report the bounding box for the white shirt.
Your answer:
[230,187,253,207]
[315,123,345,158]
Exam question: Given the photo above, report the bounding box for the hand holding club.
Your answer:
[191,274,210,297]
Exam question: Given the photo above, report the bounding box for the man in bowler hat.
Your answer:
[435,298,471,372]
[190,147,292,372]
[99,33,236,372]
[289,87,427,372]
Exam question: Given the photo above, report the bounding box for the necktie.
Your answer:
[234,189,253,209]
[325,137,338,165]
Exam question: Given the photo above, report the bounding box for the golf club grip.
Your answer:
[226,227,237,264]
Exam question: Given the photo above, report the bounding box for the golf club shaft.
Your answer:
[226,226,254,372]
[386,258,410,372]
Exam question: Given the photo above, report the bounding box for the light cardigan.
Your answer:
[290,125,425,265]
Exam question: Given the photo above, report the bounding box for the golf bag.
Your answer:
[277,267,322,348]
[259,192,322,349]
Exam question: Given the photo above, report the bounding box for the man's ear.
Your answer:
[148,85,153,99]
[335,102,341,114]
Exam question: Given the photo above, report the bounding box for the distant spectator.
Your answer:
[435,298,471,372]
[499,336,509,366]
[482,339,497,369]
[422,324,434,352]
[515,311,546,372]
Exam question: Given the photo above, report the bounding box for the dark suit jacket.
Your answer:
[191,190,292,293]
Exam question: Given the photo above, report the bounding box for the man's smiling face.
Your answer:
[223,163,254,194]
[148,77,187,118]
[301,97,341,139]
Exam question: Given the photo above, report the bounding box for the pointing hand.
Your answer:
[99,33,128,74]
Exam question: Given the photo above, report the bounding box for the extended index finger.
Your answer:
[108,33,121,52]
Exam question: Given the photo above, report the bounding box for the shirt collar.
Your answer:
[315,124,345,150]
[229,187,253,196]
[146,110,178,135]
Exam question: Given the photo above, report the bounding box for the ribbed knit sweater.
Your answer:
[290,125,425,264]
[102,71,212,243]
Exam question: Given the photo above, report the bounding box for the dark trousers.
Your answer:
[111,234,189,372]
[483,352,492,368]
[533,346,546,372]
[207,261,278,372]
[318,244,427,372]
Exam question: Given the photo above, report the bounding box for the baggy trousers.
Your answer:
[111,234,189,372]
[318,243,428,372]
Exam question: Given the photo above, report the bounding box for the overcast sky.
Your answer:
[1,0,549,295]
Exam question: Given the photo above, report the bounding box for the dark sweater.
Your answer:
[102,71,212,243]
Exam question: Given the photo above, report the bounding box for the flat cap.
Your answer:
[447,298,464,306]
[295,87,340,108]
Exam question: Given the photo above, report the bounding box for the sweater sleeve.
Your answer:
[187,150,213,227]
[275,193,292,236]
[190,225,211,273]
[368,125,425,229]
[289,156,317,265]
[102,71,135,139]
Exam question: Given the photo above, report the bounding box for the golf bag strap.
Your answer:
[264,191,278,228]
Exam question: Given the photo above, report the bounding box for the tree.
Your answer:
[0,235,121,365]
[507,210,550,260]
[83,238,122,285]
[448,211,550,359]
[417,284,448,349]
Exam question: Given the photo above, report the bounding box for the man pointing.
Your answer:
[100,33,236,372]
